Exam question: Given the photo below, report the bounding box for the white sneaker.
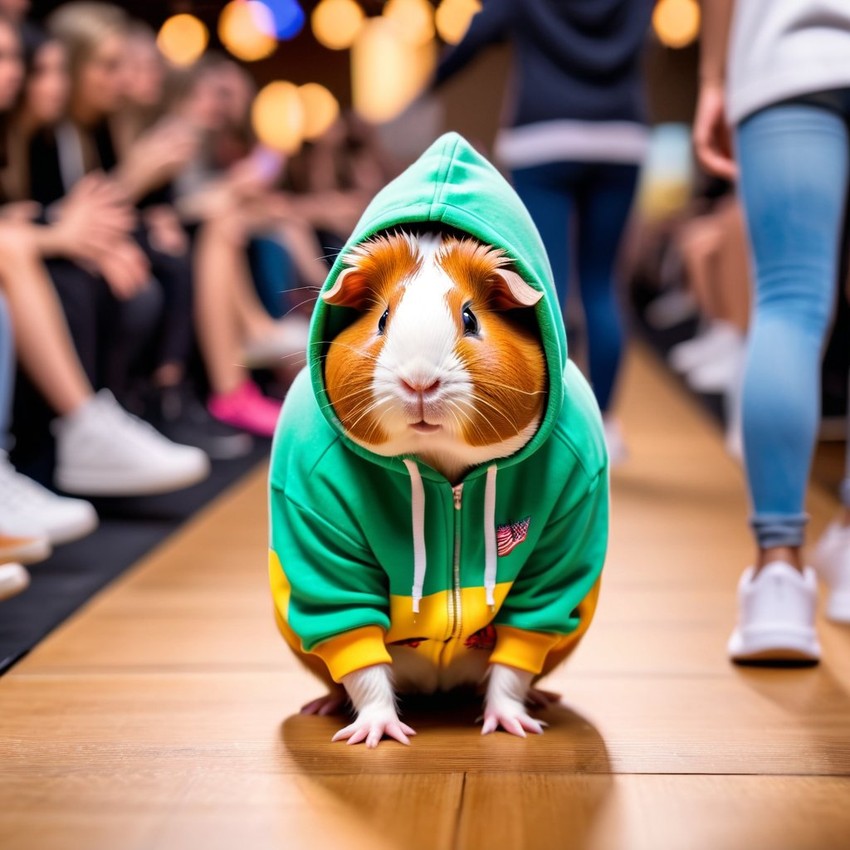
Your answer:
[812,522,850,623]
[728,562,821,663]
[685,337,746,394]
[603,418,628,467]
[669,320,742,375]
[53,390,210,496]
[0,563,30,601]
[242,314,310,369]
[0,451,98,545]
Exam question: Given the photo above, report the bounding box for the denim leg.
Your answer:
[736,103,849,548]
[575,163,638,413]
[511,163,574,310]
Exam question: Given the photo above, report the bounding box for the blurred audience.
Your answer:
[2,0,397,599]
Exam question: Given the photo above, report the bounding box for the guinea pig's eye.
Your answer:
[377,307,389,335]
[462,305,480,336]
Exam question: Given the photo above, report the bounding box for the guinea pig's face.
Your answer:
[323,232,547,471]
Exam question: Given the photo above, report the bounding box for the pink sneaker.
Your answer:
[208,381,282,438]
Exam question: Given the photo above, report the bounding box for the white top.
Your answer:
[727,0,850,125]
[494,120,650,169]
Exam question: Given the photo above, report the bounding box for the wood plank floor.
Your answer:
[2,347,849,850]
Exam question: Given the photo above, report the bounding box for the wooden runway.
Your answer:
[2,347,849,850]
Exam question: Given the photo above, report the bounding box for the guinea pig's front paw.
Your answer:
[481,698,547,738]
[331,709,417,748]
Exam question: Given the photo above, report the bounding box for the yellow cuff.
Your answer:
[490,625,561,675]
[311,626,392,683]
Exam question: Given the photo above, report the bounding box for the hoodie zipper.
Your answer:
[450,484,464,639]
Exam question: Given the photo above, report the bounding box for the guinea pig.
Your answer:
[269,135,608,750]
[323,230,547,484]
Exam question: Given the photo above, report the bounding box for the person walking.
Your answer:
[695,0,850,663]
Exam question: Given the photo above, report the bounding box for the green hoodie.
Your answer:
[269,133,608,684]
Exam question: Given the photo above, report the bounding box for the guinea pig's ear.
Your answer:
[490,269,543,310]
[321,267,370,308]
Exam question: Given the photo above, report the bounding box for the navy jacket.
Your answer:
[435,0,653,127]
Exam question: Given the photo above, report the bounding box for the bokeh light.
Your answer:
[383,0,435,47]
[352,17,436,123]
[311,0,364,51]
[298,83,340,140]
[261,0,305,40]
[252,80,304,153]
[652,0,700,49]
[435,0,480,45]
[156,14,209,67]
[219,0,278,62]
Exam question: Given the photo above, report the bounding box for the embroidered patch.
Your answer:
[496,516,531,557]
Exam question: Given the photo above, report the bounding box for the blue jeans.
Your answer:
[0,292,13,452]
[736,92,850,548]
[511,161,638,413]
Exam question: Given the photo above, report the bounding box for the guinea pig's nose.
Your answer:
[400,377,441,397]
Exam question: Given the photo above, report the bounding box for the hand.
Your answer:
[143,205,188,257]
[332,707,417,748]
[52,173,136,263]
[693,80,737,180]
[95,239,151,300]
[126,119,199,187]
[0,201,41,222]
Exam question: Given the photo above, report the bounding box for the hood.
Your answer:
[309,131,567,484]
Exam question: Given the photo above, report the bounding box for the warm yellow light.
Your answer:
[252,81,304,153]
[156,14,209,67]
[652,0,700,49]
[351,17,436,123]
[298,83,340,140]
[311,0,364,51]
[219,0,278,62]
[435,0,480,45]
[383,0,434,47]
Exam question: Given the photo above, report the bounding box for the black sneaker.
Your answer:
[147,384,254,460]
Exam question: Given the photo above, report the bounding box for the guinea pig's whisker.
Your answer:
[320,387,374,411]
[469,392,520,434]
[363,402,394,443]
[348,395,394,434]
[324,340,383,364]
[279,296,320,318]
[474,377,546,397]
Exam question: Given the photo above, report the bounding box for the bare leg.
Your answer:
[276,220,329,291]
[758,545,803,571]
[0,243,92,416]
[193,218,249,395]
[233,262,278,341]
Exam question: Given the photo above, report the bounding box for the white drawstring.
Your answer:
[403,459,427,614]
[483,464,498,607]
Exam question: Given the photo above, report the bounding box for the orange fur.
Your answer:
[440,238,546,446]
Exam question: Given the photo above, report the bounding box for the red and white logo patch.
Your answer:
[496,516,531,557]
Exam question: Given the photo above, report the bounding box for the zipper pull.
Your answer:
[452,484,463,510]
